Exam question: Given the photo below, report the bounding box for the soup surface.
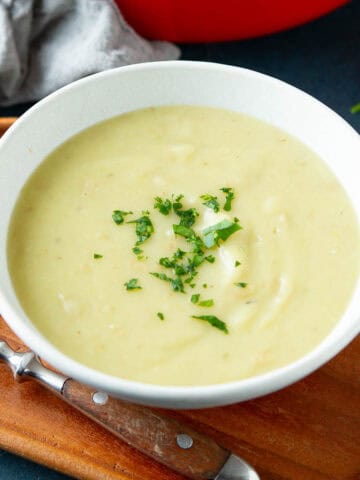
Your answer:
[8,106,360,386]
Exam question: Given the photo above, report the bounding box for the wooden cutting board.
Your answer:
[0,117,359,480]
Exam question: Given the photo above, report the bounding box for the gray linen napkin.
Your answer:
[0,0,180,105]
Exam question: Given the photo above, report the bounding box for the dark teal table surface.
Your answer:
[0,1,359,478]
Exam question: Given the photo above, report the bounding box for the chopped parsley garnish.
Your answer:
[170,276,185,293]
[200,194,220,213]
[184,273,197,284]
[157,244,205,292]
[132,246,144,259]
[112,210,132,225]
[189,234,206,254]
[154,197,172,215]
[172,195,183,215]
[191,294,213,306]
[128,215,154,245]
[150,272,185,293]
[124,278,142,290]
[93,253,103,259]
[150,272,171,282]
[172,194,184,212]
[173,224,194,238]
[191,294,200,304]
[174,264,187,276]
[171,195,199,227]
[177,208,199,227]
[172,225,206,255]
[192,315,228,334]
[174,248,186,259]
[198,299,214,307]
[112,188,244,333]
[203,219,241,248]
[190,253,205,268]
[350,103,360,114]
[160,251,198,277]
[220,187,234,211]
[159,257,174,268]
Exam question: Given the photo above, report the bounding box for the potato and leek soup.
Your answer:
[8,106,360,386]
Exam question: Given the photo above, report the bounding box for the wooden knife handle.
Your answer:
[0,338,230,478]
[62,379,229,479]
[0,117,16,136]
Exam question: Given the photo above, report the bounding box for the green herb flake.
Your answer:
[191,254,205,268]
[192,315,228,334]
[184,273,198,284]
[203,219,242,248]
[205,255,215,263]
[170,277,185,293]
[128,215,154,245]
[178,208,199,227]
[172,225,205,258]
[173,224,194,238]
[150,272,185,293]
[174,248,186,260]
[200,194,220,213]
[157,312,165,321]
[198,299,214,307]
[150,272,170,281]
[235,260,241,267]
[172,195,199,227]
[159,257,174,268]
[189,235,206,254]
[93,253,103,259]
[350,103,360,114]
[220,187,234,211]
[191,293,200,304]
[235,282,248,288]
[172,194,184,212]
[132,246,144,259]
[112,210,132,225]
[202,283,208,288]
[154,197,172,215]
[124,278,142,290]
[174,265,187,276]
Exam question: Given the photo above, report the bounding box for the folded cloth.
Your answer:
[0,0,180,105]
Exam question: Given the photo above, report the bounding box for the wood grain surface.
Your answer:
[0,118,359,480]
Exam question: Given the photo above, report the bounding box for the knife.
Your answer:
[0,339,259,480]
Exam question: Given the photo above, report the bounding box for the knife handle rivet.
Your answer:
[176,434,193,449]
[92,391,109,405]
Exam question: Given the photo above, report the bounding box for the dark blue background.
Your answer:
[0,1,359,478]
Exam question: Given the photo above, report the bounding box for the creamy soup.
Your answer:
[8,106,360,386]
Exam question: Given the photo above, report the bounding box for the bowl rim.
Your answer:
[1,60,359,408]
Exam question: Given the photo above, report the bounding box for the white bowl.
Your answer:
[0,61,359,409]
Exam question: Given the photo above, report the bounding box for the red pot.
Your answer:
[116,0,348,43]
